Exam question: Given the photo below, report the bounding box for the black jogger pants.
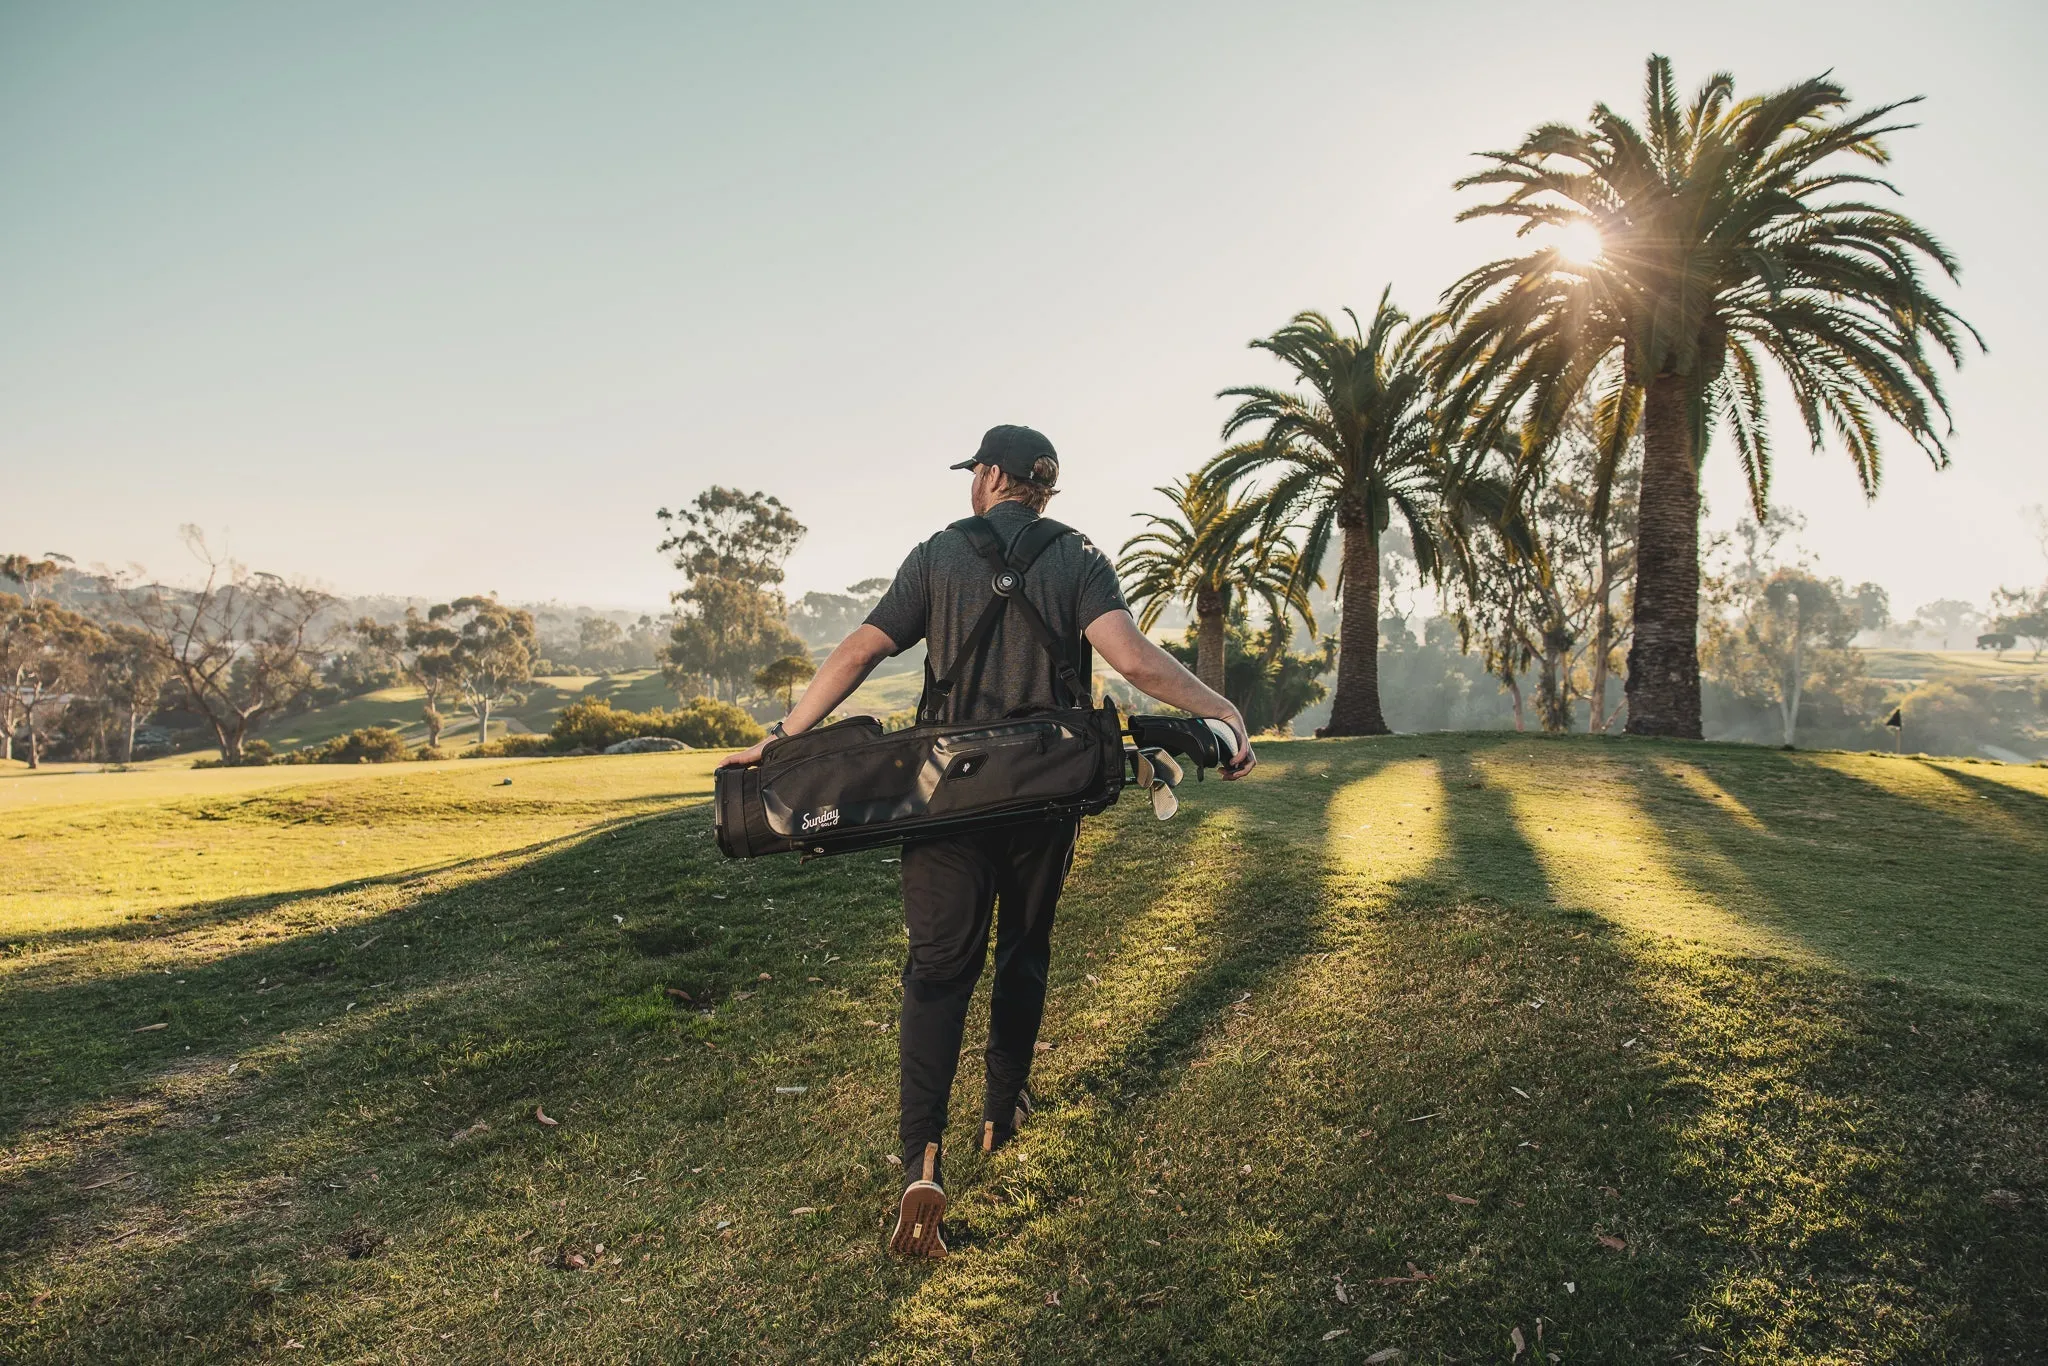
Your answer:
[896,815,1080,1152]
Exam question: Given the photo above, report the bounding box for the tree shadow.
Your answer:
[861,735,2048,1363]
[2,814,666,958]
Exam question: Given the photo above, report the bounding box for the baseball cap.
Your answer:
[949,425,1059,484]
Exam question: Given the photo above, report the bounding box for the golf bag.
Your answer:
[713,515,1235,860]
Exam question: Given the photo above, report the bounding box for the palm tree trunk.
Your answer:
[1623,375,1704,739]
[1588,528,1616,732]
[1194,589,1226,694]
[1322,520,1390,736]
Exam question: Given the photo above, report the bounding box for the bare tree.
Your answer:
[109,528,332,763]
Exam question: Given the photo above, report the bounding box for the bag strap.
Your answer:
[919,515,1089,719]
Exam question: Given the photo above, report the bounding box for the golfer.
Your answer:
[720,425,1254,1257]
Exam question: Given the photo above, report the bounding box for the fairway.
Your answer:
[3,737,2045,1362]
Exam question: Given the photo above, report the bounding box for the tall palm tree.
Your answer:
[1206,294,1461,736]
[1437,55,1979,738]
[1117,473,1314,693]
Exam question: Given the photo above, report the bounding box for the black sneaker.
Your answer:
[981,1087,1036,1154]
[888,1141,947,1258]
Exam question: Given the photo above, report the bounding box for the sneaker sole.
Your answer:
[889,1180,948,1258]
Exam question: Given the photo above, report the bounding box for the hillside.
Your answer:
[4,737,2044,1362]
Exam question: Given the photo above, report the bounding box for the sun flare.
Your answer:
[1551,219,1604,265]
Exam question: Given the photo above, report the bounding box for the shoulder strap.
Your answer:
[919,515,1090,719]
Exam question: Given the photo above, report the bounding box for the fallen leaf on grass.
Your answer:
[565,1253,588,1270]
[1332,1276,1351,1304]
[885,1154,902,1167]
[1511,1324,1526,1357]
[1034,1041,1053,1052]
[665,987,692,1002]
[806,976,822,983]
[1405,1113,1440,1123]
[1597,1234,1626,1250]
[757,973,773,982]
[732,991,755,1001]
[534,1107,558,1127]
[1044,1290,1061,1306]
[1445,1193,1479,1206]
[1365,1351,1405,1365]
[133,1023,168,1033]
[1322,1329,1350,1341]
[450,1121,490,1144]
[77,1172,135,1191]
[1984,1189,2023,1209]
[789,1207,816,1216]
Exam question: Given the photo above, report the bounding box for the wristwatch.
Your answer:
[767,721,788,741]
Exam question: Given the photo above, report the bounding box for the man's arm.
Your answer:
[1084,609,1256,779]
[718,624,898,767]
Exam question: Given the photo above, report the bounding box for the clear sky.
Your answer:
[4,1,2041,617]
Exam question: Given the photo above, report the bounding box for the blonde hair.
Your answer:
[997,457,1060,512]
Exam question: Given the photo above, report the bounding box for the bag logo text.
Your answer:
[801,806,842,833]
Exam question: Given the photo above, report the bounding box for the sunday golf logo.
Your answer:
[801,805,842,833]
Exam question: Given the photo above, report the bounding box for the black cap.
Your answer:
[950,425,1059,484]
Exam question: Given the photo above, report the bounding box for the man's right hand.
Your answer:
[1216,713,1256,780]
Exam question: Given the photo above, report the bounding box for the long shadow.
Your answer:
[1634,753,2048,1002]
[885,734,2048,1362]
[0,793,946,1361]
[2,813,670,957]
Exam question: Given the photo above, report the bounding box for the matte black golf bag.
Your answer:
[714,515,1232,860]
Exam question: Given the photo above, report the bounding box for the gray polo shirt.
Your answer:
[865,500,1129,724]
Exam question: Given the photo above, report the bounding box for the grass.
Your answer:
[1861,648,2048,683]
[2,737,2045,1363]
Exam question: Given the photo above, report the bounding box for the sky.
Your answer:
[3,0,2043,619]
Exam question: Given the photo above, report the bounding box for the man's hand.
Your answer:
[1216,711,1256,780]
[720,737,770,769]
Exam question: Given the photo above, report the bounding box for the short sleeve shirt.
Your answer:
[865,501,1129,723]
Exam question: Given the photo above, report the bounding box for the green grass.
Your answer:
[1861,648,2048,683]
[3,737,2045,1363]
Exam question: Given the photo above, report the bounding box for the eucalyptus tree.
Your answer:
[432,596,537,747]
[1437,54,1978,738]
[1206,294,1480,736]
[1117,473,1316,693]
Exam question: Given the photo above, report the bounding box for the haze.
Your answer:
[3,1,2041,611]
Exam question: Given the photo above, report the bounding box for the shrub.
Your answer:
[412,745,451,761]
[281,727,409,765]
[458,733,556,758]
[549,698,762,752]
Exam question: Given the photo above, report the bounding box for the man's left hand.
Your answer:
[719,738,770,769]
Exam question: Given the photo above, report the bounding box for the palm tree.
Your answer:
[1437,55,1979,738]
[1206,294,1457,736]
[1117,474,1314,693]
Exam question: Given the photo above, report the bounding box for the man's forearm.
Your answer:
[783,625,897,734]
[1115,638,1236,720]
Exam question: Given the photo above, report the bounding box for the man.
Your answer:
[720,424,1254,1257]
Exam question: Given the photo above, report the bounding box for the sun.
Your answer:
[1550,219,1605,265]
